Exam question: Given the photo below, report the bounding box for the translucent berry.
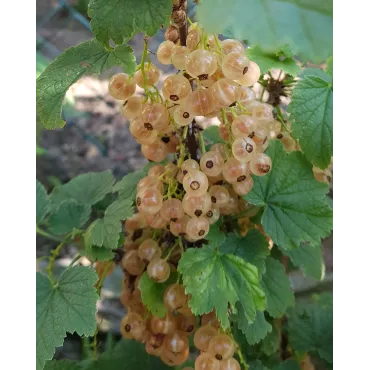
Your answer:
[171,45,191,70]
[146,211,168,229]
[222,52,250,80]
[160,347,190,366]
[194,325,219,351]
[136,187,163,215]
[147,257,171,282]
[232,176,254,196]
[108,73,136,100]
[164,284,188,312]
[150,313,177,335]
[185,49,218,79]
[160,198,185,222]
[121,250,145,276]
[137,175,164,194]
[183,170,209,196]
[187,89,215,116]
[170,215,190,237]
[141,103,170,131]
[250,153,272,176]
[182,192,212,218]
[134,62,160,88]
[177,313,197,335]
[222,158,250,183]
[232,136,258,162]
[218,124,230,141]
[201,310,220,328]
[219,358,241,370]
[195,352,221,370]
[211,78,241,108]
[162,74,192,103]
[181,158,200,175]
[231,115,256,138]
[221,39,244,54]
[209,185,230,208]
[141,140,168,162]
[120,312,146,340]
[205,206,220,225]
[138,239,161,263]
[186,216,210,240]
[200,151,224,177]
[121,96,143,119]
[186,29,201,50]
[148,164,165,177]
[125,213,147,235]
[145,333,165,356]
[238,86,256,106]
[129,117,158,145]
[210,143,229,161]
[157,40,175,64]
[174,105,194,127]
[208,334,235,360]
[251,102,274,124]
[164,330,189,354]
[238,61,261,86]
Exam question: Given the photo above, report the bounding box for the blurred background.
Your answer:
[36,0,332,362]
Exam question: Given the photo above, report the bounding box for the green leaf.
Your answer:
[105,197,134,221]
[261,257,294,318]
[88,0,172,47]
[48,200,91,235]
[85,218,122,250]
[236,308,272,345]
[246,47,301,76]
[249,361,270,370]
[139,272,178,317]
[206,220,226,247]
[287,302,333,363]
[83,244,115,262]
[113,170,146,200]
[288,76,333,168]
[36,267,98,370]
[219,229,270,274]
[196,0,333,63]
[44,360,84,370]
[36,39,136,129]
[272,360,300,370]
[88,338,171,370]
[51,171,115,207]
[203,125,222,145]
[37,180,49,224]
[325,56,333,77]
[178,247,266,328]
[283,243,325,280]
[300,67,332,83]
[245,140,333,250]
[261,322,280,356]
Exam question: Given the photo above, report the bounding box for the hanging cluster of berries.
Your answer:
[106,20,289,369]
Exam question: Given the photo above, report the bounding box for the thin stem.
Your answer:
[140,36,149,87]
[46,237,69,283]
[95,262,113,293]
[164,243,177,261]
[229,331,249,370]
[275,105,291,133]
[198,132,206,154]
[36,226,63,242]
[260,86,266,102]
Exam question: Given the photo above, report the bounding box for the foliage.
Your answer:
[36,1,333,369]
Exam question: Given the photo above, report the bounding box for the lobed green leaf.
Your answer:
[245,140,333,250]
[196,0,333,63]
[37,179,49,224]
[261,257,295,317]
[36,39,136,129]
[288,75,333,168]
[88,0,172,47]
[48,200,91,235]
[178,247,266,328]
[36,267,98,370]
[51,171,115,207]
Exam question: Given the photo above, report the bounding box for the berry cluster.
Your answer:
[108,22,283,368]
